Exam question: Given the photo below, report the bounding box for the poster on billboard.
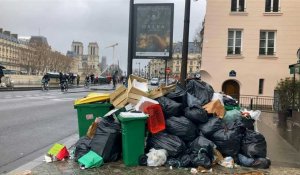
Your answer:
[133,3,174,59]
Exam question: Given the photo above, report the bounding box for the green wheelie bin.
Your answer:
[74,102,112,137]
[117,112,148,166]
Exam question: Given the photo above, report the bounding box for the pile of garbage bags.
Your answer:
[71,78,270,170]
[144,79,270,169]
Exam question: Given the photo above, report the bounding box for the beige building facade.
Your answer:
[201,0,300,98]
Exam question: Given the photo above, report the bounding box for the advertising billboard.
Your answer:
[133,3,174,59]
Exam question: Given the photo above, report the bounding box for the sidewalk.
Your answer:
[8,113,300,175]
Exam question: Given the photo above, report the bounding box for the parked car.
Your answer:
[150,78,159,86]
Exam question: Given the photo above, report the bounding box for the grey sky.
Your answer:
[0,0,206,72]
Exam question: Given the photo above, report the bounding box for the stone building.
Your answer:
[70,41,100,77]
[0,28,20,71]
[148,42,201,80]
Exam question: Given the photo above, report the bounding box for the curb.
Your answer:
[7,134,79,175]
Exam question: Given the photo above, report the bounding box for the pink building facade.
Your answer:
[201,0,300,98]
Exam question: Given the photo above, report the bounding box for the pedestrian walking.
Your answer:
[77,75,80,86]
[112,71,118,89]
[0,68,3,84]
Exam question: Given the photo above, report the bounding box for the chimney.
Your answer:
[11,34,18,39]
[3,31,11,36]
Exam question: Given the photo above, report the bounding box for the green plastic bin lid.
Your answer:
[117,112,148,122]
[74,102,112,109]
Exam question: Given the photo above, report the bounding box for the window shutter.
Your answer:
[239,0,245,11]
[265,0,271,12]
[231,0,236,11]
[273,0,279,12]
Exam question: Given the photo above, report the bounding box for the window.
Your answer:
[265,0,280,12]
[259,31,276,56]
[259,79,264,94]
[176,66,179,71]
[231,0,245,12]
[227,30,242,55]
[177,60,179,64]
[190,60,193,65]
[189,67,193,73]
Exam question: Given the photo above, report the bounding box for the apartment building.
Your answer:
[149,42,201,79]
[0,29,20,71]
[201,0,300,98]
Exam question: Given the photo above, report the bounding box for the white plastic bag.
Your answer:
[135,96,159,112]
[211,93,224,106]
[146,148,168,167]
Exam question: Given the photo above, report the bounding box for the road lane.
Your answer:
[0,89,98,173]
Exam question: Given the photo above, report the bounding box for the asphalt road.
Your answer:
[0,88,111,174]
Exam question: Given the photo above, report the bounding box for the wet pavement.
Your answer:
[8,112,300,175]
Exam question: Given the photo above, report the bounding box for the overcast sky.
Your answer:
[0,0,206,71]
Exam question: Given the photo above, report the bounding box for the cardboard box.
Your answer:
[149,84,176,99]
[127,75,149,97]
[112,92,128,108]
[110,85,127,103]
[127,98,139,105]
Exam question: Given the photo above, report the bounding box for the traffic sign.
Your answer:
[166,67,171,74]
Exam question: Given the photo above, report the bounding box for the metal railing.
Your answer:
[238,95,277,112]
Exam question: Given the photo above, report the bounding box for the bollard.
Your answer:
[250,98,253,110]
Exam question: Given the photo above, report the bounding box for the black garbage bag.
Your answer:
[241,130,267,158]
[185,106,208,124]
[251,158,271,169]
[166,116,197,142]
[186,80,214,106]
[210,121,244,157]
[165,84,187,107]
[190,147,213,169]
[238,154,271,169]
[147,132,186,157]
[90,116,122,163]
[166,154,191,168]
[198,116,224,138]
[187,93,202,107]
[188,136,215,153]
[223,96,238,106]
[156,96,183,118]
[241,117,255,130]
[74,136,91,161]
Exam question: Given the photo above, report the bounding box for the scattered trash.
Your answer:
[78,150,104,169]
[47,143,69,161]
[219,156,234,168]
[197,166,213,173]
[190,168,198,174]
[146,148,167,166]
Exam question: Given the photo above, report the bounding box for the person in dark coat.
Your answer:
[112,71,118,89]
[0,68,4,84]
